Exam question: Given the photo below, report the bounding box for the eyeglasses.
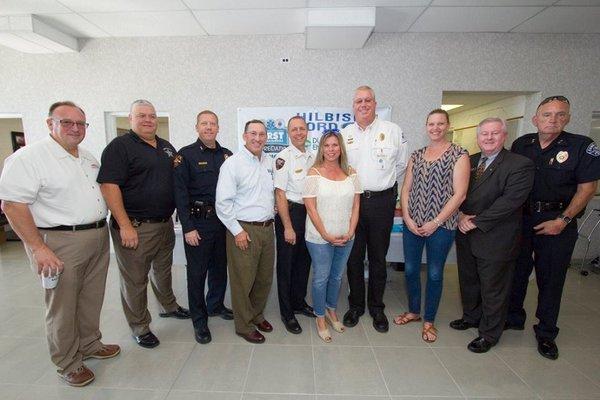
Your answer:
[322,128,340,135]
[538,95,570,107]
[53,118,89,129]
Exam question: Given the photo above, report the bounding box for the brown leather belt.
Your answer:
[240,219,274,227]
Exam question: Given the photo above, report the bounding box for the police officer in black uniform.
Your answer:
[506,96,600,360]
[174,110,233,344]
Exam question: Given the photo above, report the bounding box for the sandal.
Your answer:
[393,312,422,325]
[317,327,332,343]
[422,323,438,343]
[325,313,345,333]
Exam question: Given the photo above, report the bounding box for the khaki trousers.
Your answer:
[110,219,178,336]
[226,222,275,335]
[26,226,109,374]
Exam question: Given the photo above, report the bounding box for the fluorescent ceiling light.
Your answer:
[441,104,463,111]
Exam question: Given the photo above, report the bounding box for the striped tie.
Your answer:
[475,157,488,180]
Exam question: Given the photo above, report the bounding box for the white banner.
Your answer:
[236,106,392,156]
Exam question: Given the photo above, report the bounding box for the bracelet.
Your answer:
[433,218,443,227]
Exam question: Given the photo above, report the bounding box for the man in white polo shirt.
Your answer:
[0,101,119,387]
[342,86,408,333]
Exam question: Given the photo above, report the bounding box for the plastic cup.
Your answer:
[41,272,60,289]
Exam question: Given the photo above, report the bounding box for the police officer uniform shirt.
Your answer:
[341,117,408,191]
[512,131,600,205]
[273,145,313,204]
[0,136,107,226]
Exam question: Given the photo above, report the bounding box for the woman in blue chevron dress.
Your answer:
[393,109,470,343]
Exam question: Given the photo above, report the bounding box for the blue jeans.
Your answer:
[403,227,455,322]
[306,240,354,317]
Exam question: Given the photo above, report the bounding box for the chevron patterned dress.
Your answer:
[407,143,467,230]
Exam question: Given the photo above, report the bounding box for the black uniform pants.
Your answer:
[347,190,396,315]
[507,213,578,340]
[456,232,515,344]
[184,217,228,330]
[275,203,312,319]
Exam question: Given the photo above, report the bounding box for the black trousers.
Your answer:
[456,232,515,344]
[347,190,396,315]
[507,213,578,340]
[184,217,228,330]
[275,203,311,319]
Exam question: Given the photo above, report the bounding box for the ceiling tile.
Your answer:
[0,0,70,15]
[431,0,555,5]
[184,0,307,9]
[309,0,430,6]
[409,6,544,32]
[513,6,600,32]
[193,9,306,35]
[36,13,110,37]
[82,11,205,37]
[57,0,188,13]
[375,6,425,32]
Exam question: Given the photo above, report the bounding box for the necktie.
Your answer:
[475,157,488,180]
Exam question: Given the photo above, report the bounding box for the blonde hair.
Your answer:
[311,131,351,176]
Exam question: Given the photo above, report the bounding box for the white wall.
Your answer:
[0,118,24,173]
[0,33,598,162]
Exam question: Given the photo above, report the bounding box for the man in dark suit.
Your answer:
[450,117,534,353]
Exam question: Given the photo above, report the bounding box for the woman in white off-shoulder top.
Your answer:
[303,129,362,343]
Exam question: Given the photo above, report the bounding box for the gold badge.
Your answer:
[198,161,208,166]
[379,133,385,141]
[556,151,568,163]
[294,168,303,173]
[224,154,229,159]
[173,154,182,168]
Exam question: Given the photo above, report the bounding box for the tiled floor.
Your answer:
[1,241,600,400]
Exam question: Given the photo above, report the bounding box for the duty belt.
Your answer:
[190,201,216,219]
[39,219,106,231]
[529,201,567,213]
[361,185,397,199]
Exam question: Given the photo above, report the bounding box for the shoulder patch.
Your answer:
[173,154,183,168]
[275,157,285,170]
[586,142,600,157]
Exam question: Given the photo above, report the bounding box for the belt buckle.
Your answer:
[131,219,141,228]
[364,190,372,199]
[534,202,542,213]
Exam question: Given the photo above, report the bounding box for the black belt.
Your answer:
[240,219,274,227]
[287,200,305,210]
[39,219,106,231]
[529,201,567,213]
[190,203,216,219]
[361,185,396,199]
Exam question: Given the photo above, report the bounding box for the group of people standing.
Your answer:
[0,87,598,388]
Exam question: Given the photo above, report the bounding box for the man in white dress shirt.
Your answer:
[341,86,408,332]
[216,119,275,344]
[0,101,120,387]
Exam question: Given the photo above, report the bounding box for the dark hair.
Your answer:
[48,101,85,117]
[287,115,306,131]
[244,119,265,132]
[537,95,570,110]
[426,108,450,124]
[196,110,219,125]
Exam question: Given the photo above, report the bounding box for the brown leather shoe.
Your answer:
[236,329,265,344]
[83,344,121,360]
[255,320,273,332]
[59,365,95,387]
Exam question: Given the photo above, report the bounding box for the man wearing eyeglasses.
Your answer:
[216,119,275,344]
[506,95,600,360]
[98,99,189,350]
[341,85,408,332]
[0,101,120,387]
[173,110,233,345]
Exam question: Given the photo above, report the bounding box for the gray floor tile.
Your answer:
[244,345,314,394]
[244,394,315,400]
[166,390,241,400]
[0,338,53,384]
[374,347,461,396]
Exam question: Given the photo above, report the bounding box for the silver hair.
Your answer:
[130,99,155,113]
[476,117,507,135]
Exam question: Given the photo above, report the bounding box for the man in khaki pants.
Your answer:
[98,99,189,349]
[0,101,120,387]
[216,119,275,344]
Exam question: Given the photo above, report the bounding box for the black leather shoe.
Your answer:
[537,338,558,360]
[467,336,495,353]
[503,322,525,331]
[372,312,389,333]
[159,306,191,319]
[449,318,479,330]
[293,304,315,318]
[282,317,302,334]
[343,309,362,328]
[134,331,160,348]
[194,326,212,344]
[208,306,234,320]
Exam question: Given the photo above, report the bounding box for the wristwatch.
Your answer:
[558,214,572,224]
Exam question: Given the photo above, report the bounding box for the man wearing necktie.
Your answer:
[450,117,534,353]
